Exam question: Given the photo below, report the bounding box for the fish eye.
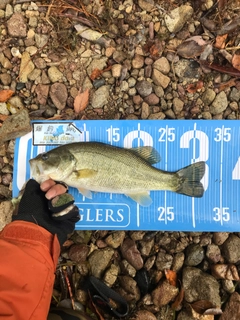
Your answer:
[41,153,48,161]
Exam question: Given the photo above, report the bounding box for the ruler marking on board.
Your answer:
[81,124,86,203]
[164,125,168,225]
[109,124,113,200]
[220,125,224,226]
[232,126,236,221]
[191,123,197,228]
[106,125,113,201]
[110,125,113,145]
[83,122,89,203]
[136,123,141,228]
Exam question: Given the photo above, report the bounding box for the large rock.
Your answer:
[35,84,50,105]
[136,80,152,97]
[105,231,125,248]
[202,88,216,105]
[0,109,31,142]
[173,98,184,114]
[152,69,170,88]
[182,267,221,306]
[48,66,63,83]
[148,111,166,119]
[118,276,141,302]
[88,247,114,278]
[0,201,13,231]
[222,234,240,263]
[174,59,200,81]
[184,244,204,266]
[209,91,228,115]
[0,52,12,69]
[152,280,178,307]
[164,5,193,33]
[155,252,173,270]
[49,83,68,110]
[19,52,35,83]
[121,238,143,270]
[220,292,240,320]
[0,0,11,10]
[7,13,27,37]
[132,310,157,320]
[68,244,90,263]
[153,57,170,74]
[87,57,108,77]
[138,0,155,12]
[91,85,110,108]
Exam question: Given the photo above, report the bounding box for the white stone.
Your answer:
[0,103,10,115]
[164,5,193,33]
[47,66,63,83]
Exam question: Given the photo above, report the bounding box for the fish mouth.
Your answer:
[29,159,49,183]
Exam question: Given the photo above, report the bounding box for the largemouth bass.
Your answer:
[29,142,206,206]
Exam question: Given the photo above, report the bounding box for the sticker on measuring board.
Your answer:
[13,120,240,231]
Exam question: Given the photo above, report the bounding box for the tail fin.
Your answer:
[176,161,205,198]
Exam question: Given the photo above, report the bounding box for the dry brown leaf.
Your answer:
[165,269,177,287]
[90,66,112,81]
[177,38,206,59]
[149,39,163,58]
[235,80,240,90]
[149,44,161,58]
[218,0,228,10]
[74,88,89,114]
[171,287,184,310]
[0,114,9,121]
[214,34,228,49]
[0,90,14,102]
[62,239,74,247]
[186,80,204,93]
[47,115,63,120]
[191,300,215,315]
[214,78,237,92]
[90,68,102,81]
[199,60,240,77]
[218,17,240,35]
[232,51,240,71]
[188,36,206,46]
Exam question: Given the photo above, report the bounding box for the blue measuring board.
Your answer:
[13,120,240,231]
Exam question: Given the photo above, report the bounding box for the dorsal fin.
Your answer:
[130,146,161,164]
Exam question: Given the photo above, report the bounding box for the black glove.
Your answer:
[12,179,80,246]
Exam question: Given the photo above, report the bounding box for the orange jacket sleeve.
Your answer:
[0,221,60,320]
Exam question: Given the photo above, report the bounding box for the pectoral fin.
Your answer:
[74,169,97,178]
[78,188,93,199]
[126,192,152,206]
[130,146,161,164]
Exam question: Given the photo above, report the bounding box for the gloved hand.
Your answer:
[12,179,80,246]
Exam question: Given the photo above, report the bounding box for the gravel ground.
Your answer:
[1,0,240,319]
